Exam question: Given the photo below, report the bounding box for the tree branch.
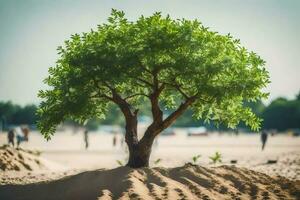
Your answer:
[163,82,189,99]
[136,77,153,87]
[149,79,165,122]
[124,93,149,100]
[159,96,197,132]
[91,78,114,101]
[140,95,197,146]
[100,81,140,146]
[139,82,165,143]
[140,65,152,75]
[98,94,114,101]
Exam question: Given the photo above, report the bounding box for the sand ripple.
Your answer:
[0,164,299,200]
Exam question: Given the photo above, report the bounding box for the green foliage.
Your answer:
[37,9,269,139]
[236,100,266,131]
[192,154,201,164]
[262,93,300,131]
[209,152,222,164]
[97,104,125,126]
[13,105,38,125]
[116,160,124,166]
[154,158,162,165]
[0,101,17,125]
[0,101,38,127]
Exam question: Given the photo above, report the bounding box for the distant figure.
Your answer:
[84,130,89,149]
[113,134,117,147]
[120,137,124,147]
[7,129,15,147]
[271,131,275,136]
[234,129,239,136]
[261,130,268,151]
[154,138,158,148]
[16,126,28,148]
[21,126,30,141]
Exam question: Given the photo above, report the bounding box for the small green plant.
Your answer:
[192,155,201,164]
[209,152,222,164]
[154,158,162,165]
[116,160,124,166]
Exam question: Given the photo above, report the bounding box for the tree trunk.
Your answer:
[125,117,155,168]
[126,142,152,168]
[122,96,195,168]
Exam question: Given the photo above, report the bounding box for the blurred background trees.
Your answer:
[0,102,38,127]
[0,91,299,132]
[262,95,300,131]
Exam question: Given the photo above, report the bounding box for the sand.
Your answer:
[0,164,299,200]
[0,145,64,172]
[1,131,299,170]
[251,151,300,181]
[0,132,299,199]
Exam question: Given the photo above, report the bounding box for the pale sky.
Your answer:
[0,0,299,105]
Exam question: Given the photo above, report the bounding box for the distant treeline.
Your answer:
[0,102,38,127]
[0,92,299,131]
[175,93,300,131]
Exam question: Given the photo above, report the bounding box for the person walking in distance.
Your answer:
[21,126,30,142]
[7,129,15,147]
[84,129,89,149]
[261,130,268,151]
[113,133,117,147]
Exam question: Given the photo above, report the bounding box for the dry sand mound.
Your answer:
[0,164,299,200]
[0,145,62,171]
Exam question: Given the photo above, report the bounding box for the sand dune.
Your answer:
[0,164,299,200]
[0,145,65,172]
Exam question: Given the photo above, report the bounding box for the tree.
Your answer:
[37,10,269,168]
[0,101,17,125]
[12,104,38,125]
[262,95,300,131]
[0,102,38,127]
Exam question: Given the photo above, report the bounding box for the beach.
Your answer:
[0,131,299,199]
[0,130,299,177]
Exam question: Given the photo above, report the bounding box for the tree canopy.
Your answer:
[37,9,269,140]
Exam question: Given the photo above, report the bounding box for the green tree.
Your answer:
[37,10,269,168]
[0,101,17,125]
[12,104,38,125]
[0,102,38,127]
[262,95,300,131]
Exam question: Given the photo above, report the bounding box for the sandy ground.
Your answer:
[0,131,299,199]
[2,131,299,174]
[0,164,299,200]
[0,146,66,171]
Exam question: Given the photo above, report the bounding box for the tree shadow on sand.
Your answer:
[0,165,299,200]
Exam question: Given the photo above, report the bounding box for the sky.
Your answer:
[0,0,299,106]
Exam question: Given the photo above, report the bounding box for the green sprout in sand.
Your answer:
[192,155,201,165]
[116,160,124,166]
[154,158,162,165]
[209,152,222,164]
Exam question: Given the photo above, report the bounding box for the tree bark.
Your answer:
[125,116,155,168]
[126,141,153,168]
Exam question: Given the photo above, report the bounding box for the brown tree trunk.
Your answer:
[126,142,153,168]
[124,98,196,168]
[125,118,155,168]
